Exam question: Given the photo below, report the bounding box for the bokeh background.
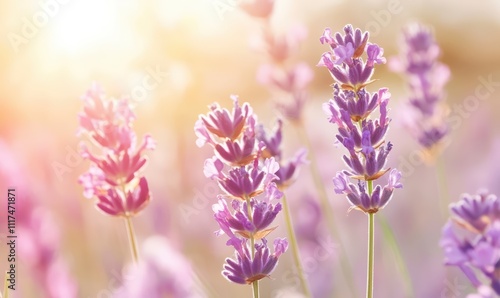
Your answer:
[1,0,500,297]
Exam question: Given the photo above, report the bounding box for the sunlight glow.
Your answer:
[49,0,121,55]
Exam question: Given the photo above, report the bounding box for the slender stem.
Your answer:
[245,197,259,298]
[367,212,375,298]
[282,194,312,297]
[124,216,139,263]
[378,215,415,297]
[252,281,260,298]
[295,122,358,297]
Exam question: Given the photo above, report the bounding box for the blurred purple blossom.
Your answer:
[441,190,500,296]
[75,83,156,276]
[114,236,202,298]
[390,23,450,151]
[78,83,155,217]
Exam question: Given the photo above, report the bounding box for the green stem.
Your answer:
[245,197,259,298]
[252,281,259,298]
[378,215,414,297]
[282,194,312,297]
[295,122,358,297]
[124,216,139,263]
[367,212,375,298]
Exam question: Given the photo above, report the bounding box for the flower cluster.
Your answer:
[240,0,313,122]
[0,141,78,298]
[318,25,402,213]
[78,83,155,217]
[195,96,288,284]
[256,119,308,189]
[390,23,450,152]
[440,190,500,296]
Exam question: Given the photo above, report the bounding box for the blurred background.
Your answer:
[1,0,500,297]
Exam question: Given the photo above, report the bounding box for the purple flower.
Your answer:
[213,196,282,240]
[319,25,401,214]
[222,238,288,284]
[78,84,155,217]
[333,170,402,213]
[196,98,288,286]
[390,23,450,150]
[195,96,254,144]
[450,191,498,233]
[441,190,500,296]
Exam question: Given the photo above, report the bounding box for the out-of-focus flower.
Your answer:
[256,119,308,188]
[440,190,500,296]
[78,83,155,217]
[241,0,311,122]
[239,0,275,19]
[114,236,203,298]
[319,24,402,213]
[0,141,78,298]
[390,23,450,154]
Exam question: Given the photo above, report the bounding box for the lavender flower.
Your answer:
[78,83,155,217]
[440,190,500,296]
[195,97,288,287]
[390,23,450,152]
[319,24,402,214]
[240,0,312,122]
[256,119,308,189]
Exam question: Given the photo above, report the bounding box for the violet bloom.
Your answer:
[223,237,288,284]
[240,0,312,122]
[256,119,308,189]
[78,83,155,217]
[195,98,288,287]
[390,23,450,151]
[319,24,402,213]
[440,190,500,296]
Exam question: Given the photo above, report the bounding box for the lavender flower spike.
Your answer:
[195,98,288,293]
[319,24,402,214]
[390,23,450,153]
[440,190,500,296]
[319,24,404,298]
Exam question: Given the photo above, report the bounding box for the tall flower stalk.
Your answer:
[195,97,288,297]
[440,190,500,297]
[318,25,403,298]
[256,119,310,297]
[391,23,451,216]
[78,83,155,263]
[390,23,450,157]
[240,2,356,296]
